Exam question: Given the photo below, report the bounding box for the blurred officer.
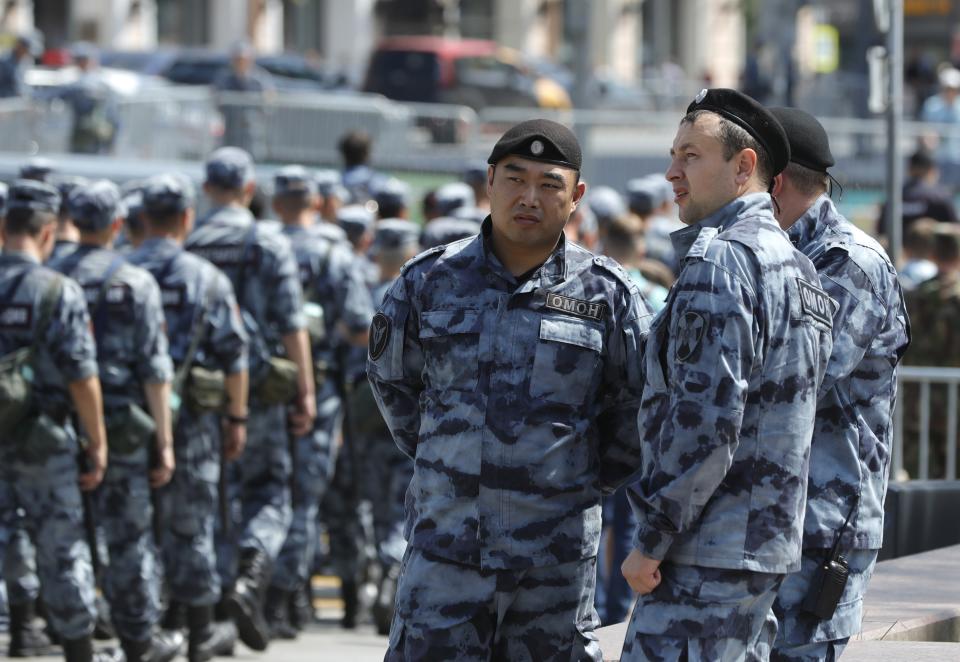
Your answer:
[129,174,250,661]
[418,216,481,250]
[337,204,378,287]
[0,31,42,98]
[373,177,411,220]
[118,188,147,252]
[0,180,114,661]
[363,219,419,635]
[314,169,349,223]
[368,119,653,659]
[264,165,374,637]
[185,147,314,652]
[768,107,911,661]
[213,41,274,158]
[462,160,490,211]
[433,181,475,217]
[620,90,834,661]
[20,157,55,182]
[58,43,119,155]
[49,179,182,662]
[46,175,89,263]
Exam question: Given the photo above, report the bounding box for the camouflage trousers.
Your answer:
[4,519,39,605]
[96,443,161,641]
[620,564,784,662]
[387,548,603,662]
[159,411,221,607]
[359,434,412,567]
[271,387,340,592]
[0,428,97,640]
[217,403,292,586]
[771,549,878,661]
[320,437,367,581]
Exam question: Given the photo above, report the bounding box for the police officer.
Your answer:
[767,107,910,661]
[338,130,381,204]
[363,219,419,635]
[56,43,119,155]
[418,216,482,250]
[0,31,42,98]
[264,165,374,637]
[373,177,411,220]
[433,181,475,217]
[46,175,89,263]
[337,204,378,288]
[185,147,315,652]
[368,119,653,659]
[212,41,274,157]
[48,179,182,662]
[129,174,250,661]
[314,169,348,223]
[0,180,114,662]
[619,90,834,661]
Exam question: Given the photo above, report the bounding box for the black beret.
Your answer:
[768,107,834,173]
[488,119,581,171]
[686,88,791,176]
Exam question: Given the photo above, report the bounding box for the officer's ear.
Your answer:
[182,208,195,236]
[772,173,785,197]
[735,148,758,185]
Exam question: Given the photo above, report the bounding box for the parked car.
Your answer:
[363,36,571,110]
[100,48,349,92]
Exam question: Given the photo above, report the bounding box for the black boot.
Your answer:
[373,563,401,636]
[264,586,297,640]
[223,547,271,651]
[340,578,358,629]
[63,636,124,662]
[187,605,236,662]
[120,630,185,662]
[160,600,186,632]
[7,600,53,657]
[288,581,313,631]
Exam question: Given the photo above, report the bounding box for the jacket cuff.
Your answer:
[633,523,675,561]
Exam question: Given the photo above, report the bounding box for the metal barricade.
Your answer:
[894,366,960,482]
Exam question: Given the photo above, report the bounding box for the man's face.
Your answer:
[666,114,742,225]
[487,155,585,255]
[233,54,253,75]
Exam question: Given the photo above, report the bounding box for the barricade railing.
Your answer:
[895,366,960,482]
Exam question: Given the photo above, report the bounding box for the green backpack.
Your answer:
[0,278,62,436]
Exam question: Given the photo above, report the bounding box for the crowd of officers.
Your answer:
[0,89,911,662]
[0,142,487,662]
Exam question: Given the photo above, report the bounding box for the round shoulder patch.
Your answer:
[675,311,707,362]
[369,312,391,361]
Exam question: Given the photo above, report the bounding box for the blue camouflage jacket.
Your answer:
[788,195,910,550]
[49,245,173,412]
[185,205,305,379]
[128,238,248,376]
[629,193,834,574]
[368,218,654,570]
[0,252,98,416]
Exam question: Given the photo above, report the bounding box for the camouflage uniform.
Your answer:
[50,230,174,643]
[771,195,909,660]
[185,205,304,579]
[622,193,834,661]
[0,250,99,641]
[368,218,653,659]
[129,236,248,608]
[269,220,374,594]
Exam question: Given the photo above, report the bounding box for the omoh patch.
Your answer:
[369,313,391,360]
[675,311,706,362]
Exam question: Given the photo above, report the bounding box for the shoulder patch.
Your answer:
[797,278,834,327]
[591,254,637,292]
[675,311,707,362]
[369,312,391,360]
[400,245,445,275]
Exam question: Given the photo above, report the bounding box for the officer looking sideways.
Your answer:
[619,90,834,661]
[48,179,181,662]
[0,180,114,662]
[368,119,654,660]
[129,174,250,661]
[767,107,910,661]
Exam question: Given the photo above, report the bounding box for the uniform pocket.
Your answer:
[530,316,602,406]
[419,309,482,392]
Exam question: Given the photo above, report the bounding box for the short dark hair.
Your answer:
[909,149,935,173]
[683,110,774,188]
[4,207,56,236]
[338,130,371,167]
[783,162,829,197]
[904,218,938,257]
[933,224,960,264]
[143,208,184,232]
